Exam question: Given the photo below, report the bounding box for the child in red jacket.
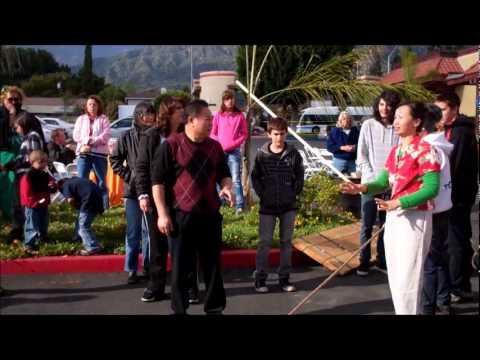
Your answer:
[20,150,57,252]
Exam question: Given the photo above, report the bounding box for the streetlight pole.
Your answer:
[387,45,399,74]
[190,45,193,94]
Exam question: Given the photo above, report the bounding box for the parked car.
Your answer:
[295,106,372,138]
[37,117,74,141]
[109,117,133,138]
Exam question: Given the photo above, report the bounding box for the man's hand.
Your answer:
[219,187,235,208]
[157,212,173,236]
[139,198,150,213]
[375,198,401,212]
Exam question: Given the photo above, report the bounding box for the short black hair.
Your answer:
[435,91,460,110]
[373,90,402,124]
[133,101,156,124]
[185,99,209,120]
[422,103,443,133]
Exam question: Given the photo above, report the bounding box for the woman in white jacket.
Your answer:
[420,104,454,315]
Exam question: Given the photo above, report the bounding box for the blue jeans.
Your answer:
[333,157,356,174]
[74,210,102,251]
[77,155,109,210]
[24,207,49,246]
[124,198,150,273]
[359,193,386,266]
[225,148,244,210]
[422,210,451,311]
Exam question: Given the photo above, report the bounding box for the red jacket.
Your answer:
[20,171,56,208]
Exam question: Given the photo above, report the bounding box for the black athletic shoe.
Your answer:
[254,279,269,293]
[188,289,200,304]
[356,262,370,276]
[279,279,296,292]
[141,288,163,302]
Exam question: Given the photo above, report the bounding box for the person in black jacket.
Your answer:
[435,92,479,303]
[134,96,187,302]
[111,102,156,285]
[251,117,304,293]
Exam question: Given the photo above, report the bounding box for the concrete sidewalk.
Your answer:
[1,266,478,315]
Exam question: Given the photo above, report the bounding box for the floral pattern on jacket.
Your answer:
[385,135,440,210]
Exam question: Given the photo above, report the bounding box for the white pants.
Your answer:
[384,209,432,315]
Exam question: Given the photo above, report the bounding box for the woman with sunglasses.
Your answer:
[1,86,34,242]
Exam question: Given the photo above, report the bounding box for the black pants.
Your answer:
[168,210,226,314]
[448,205,474,294]
[145,209,169,295]
[422,210,451,313]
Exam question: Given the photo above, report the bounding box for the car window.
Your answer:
[43,119,59,126]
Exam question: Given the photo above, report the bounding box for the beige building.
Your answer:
[198,71,236,112]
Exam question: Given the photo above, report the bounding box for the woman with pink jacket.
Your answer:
[210,90,248,214]
[73,95,111,209]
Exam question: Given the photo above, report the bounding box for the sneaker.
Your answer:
[356,262,370,277]
[188,289,200,304]
[127,271,138,285]
[279,279,296,292]
[141,288,163,302]
[235,208,243,216]
[254,279,269,293]
[79,247,103,256]
[451,290,474,303]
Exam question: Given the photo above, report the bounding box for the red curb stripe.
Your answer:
[1,249,312,275]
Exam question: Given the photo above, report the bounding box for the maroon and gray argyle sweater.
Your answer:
[151,132,231,215]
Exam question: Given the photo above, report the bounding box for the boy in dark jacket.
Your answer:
[58,176,104,256]
[251,117,304,293]
[435,92,479,303]
[19,150,57,252]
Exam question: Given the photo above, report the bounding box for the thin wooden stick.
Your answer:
[287,224,385,315]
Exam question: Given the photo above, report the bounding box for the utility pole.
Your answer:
[190,45,193,94]
[387,45,400,74]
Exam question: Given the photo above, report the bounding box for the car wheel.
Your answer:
[312,127,320,134]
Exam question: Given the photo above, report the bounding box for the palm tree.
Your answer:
[239,46,435,206]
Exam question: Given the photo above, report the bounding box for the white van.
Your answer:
[295,106,373,138]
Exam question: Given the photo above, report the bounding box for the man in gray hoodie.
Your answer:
[355,90,401,276]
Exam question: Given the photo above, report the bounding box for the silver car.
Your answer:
[109,117,133,138]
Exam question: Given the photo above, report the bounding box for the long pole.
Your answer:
[287,224,385,315]
[235,80,351,183]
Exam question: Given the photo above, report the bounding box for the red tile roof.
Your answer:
[381,55,464,85]
[446,63,479,85]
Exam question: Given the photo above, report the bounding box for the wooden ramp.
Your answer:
[292,222,379,276]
